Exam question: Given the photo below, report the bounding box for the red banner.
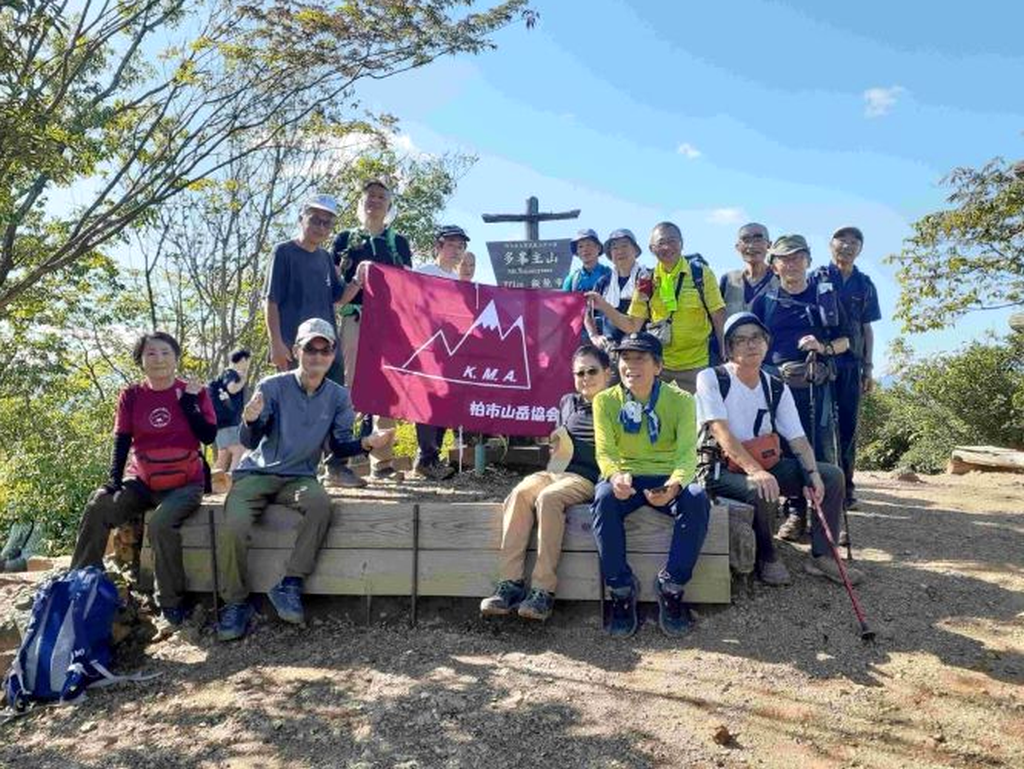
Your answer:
[351,265,585,436]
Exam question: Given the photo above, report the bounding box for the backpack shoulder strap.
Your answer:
[713,364,731,402]
[685,253,713,322]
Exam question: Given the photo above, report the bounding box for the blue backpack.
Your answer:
[4,567,130,712]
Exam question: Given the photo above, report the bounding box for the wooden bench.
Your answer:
[140,499,732,604]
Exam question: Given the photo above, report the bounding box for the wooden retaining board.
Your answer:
[141,500,731,603]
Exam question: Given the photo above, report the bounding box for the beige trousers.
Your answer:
[660,366,702,394]
[340,312,395,470]
[498,471,595,593]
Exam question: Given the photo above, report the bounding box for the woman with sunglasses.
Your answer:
[480,345,612,621]
[70,331,217,626]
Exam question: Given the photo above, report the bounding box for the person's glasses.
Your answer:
[303,344,334,356]
[740,234,766,243]
[574,366,601,378]
[307,215,335,228]
[731,334,765,346]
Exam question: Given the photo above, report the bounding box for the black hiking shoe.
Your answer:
[480,580,526,616]
[604,577,639,638]
[655,577,694,637]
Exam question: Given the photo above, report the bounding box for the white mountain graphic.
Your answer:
[383,300,531,390]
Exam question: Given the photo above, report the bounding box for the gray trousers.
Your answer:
[218,473,333,604]
[70,481,204,608]
[704,458,845,560]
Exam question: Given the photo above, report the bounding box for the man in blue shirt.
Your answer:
[561,229,611,292]
[216,318,394,641]
[751,234,853,542]
[823,226,882,509]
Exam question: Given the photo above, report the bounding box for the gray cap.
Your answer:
[831,225,864,243]
[603,228,641,256]
[570,228,603,255]
[295,317,336,346]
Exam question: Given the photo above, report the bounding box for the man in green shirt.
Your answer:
[591,332,710,638]
[588,222,726,394]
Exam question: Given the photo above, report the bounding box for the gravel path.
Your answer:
[2,471,1022,768]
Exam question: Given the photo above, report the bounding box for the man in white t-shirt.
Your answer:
[695,312,864,587]
[412,224,470,479]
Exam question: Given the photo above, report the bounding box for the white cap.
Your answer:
[302,194,339,217]
[295,317,336,346]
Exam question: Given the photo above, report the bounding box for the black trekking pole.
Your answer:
[827,369,854,561]
[799,466,875,642]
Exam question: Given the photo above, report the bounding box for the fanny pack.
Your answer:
[135,448,201,491]
[726,433,782,473]
[647,318,672,346]
[777,359,832,389]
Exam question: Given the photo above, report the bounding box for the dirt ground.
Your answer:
[2,470,1022,768]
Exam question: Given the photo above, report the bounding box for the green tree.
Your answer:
[888,158,1024,332]
[0,0,532,318]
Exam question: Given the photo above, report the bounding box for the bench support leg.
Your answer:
[209,507,221,630]
[410,504,420,628]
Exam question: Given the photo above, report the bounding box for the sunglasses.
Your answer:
[306,215,335,228]
[302,344,334,356]
[574,366,602,378]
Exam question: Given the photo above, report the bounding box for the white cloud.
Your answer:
[863,85,905,118]
[676,142,702,159]
[706,207,745,225]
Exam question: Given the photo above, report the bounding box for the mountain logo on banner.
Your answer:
[383,300,531,390]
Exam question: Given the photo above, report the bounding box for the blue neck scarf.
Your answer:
[619,380,661,444]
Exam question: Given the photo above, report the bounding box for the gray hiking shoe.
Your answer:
[517,588,555,621]
[323,465,367,489]
[370,465,404,482]
[480,580,526,616]
[805,555,865,586]
[412,461,456,481]
[758,559,792,586]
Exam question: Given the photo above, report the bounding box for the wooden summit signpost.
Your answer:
[483,196,580,289]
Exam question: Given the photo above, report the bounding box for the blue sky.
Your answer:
[355,0,1024,370]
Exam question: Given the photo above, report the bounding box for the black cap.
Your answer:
[611,332,663,358]
[435,224,470,242]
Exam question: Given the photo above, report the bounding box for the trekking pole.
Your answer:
[799,467,875,642]
[828,369,854,561]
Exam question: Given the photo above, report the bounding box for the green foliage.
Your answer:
[859,335,1024,473]
[888,158,1024,332]
[1,0,531,317]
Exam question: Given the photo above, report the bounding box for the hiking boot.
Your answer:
[267,578,305,624]
[777,512,806,542]
[518,588,555,621]
[480,580,526,616]
[655,577,694,637]
[805,555,865,586]
[323,465,367,489]
[217,602,254,642]
[837,527,850,547]
[370,465,404,483]
[605,577,639,638]
[845,495,859,511]
[412,461,456,481]
[160,605,191,627]
[758,558,792,586]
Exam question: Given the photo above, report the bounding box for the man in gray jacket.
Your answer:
[216,318,393,641]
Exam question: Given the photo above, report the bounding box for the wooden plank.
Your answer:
[170,503,414,549]
[417,501,728,555]
[149,547,728,604]
[415,550,730,604]
[173,548,413,595]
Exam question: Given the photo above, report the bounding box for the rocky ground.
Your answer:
[1,470,1022,768]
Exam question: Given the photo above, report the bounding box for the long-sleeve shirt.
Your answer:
[234,371,364,478]
[593,383,699,487]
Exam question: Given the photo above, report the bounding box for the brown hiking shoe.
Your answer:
[776,512,806,542]
[805,555,865,586]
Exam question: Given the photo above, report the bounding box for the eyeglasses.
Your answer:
[739,234,767,243]
[306,215,335,228]
[302,344,334,356]
[730,334,766,346]
[573,366,601,378]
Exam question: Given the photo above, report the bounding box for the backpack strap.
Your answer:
[384,227,398,265]
[753,370,784,435]
[685,253,713,324]
[713,364,731,402]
